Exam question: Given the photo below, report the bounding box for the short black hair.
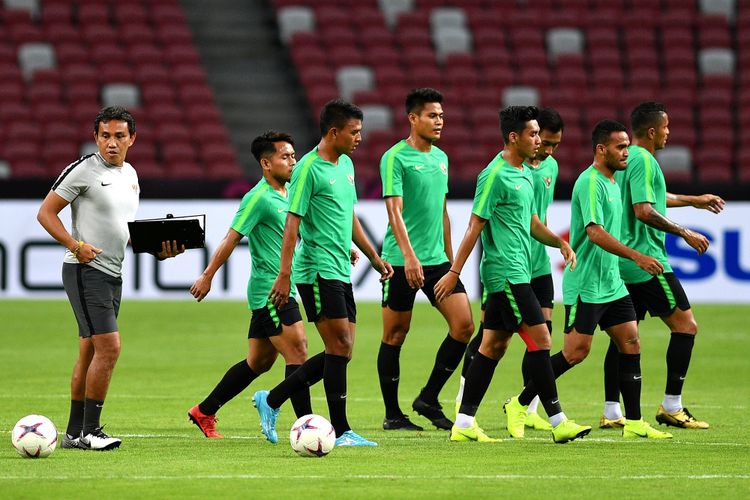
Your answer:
[630,101,667,138]
[499,105,539,142]
[537,107,564,133]
[250,130,295,163]
[319,99,363,136]
[94,106,136,135]
[592,119,627,151]
[405,87,443,115]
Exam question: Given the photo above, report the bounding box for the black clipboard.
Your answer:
[128,213,205,254]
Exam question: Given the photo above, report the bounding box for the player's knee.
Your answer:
[563,344,590,365]
[383,328,408,346]
[327,336,353,357]
[450,319,475,343]
[483,336,511,359]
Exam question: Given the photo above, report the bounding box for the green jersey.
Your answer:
[472,152,537,293]
[615,145,672,284]
[380,140,449,266]
[526,155,558,278]
[564,166,628,304]
[231,178,295,310]
[288,148,357,284]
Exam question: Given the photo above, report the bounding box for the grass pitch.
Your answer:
[1,300,748,499]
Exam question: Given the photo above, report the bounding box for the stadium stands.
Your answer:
[0,0,241,180]
[274,0,743,192]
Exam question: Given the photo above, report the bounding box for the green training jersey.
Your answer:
[380,140,449,266]
[526,155,558,278]
[563,166,629,305]
[231,178,295,310]
[288,148,357,284]
[472,152,537,293]
[615,145,672,284]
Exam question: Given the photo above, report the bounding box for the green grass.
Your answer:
[1,300,749,499]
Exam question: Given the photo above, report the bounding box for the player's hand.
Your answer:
[269,273,291,308]
[434,272,458,302]
[371,257,394,282]
[634,253,664,275]
[682,229,709,255]
[350,248,360,266]
[692,194,725,214]
[157,240,186,259]
[559,241,576,270]
[75,242,103,263]
[190,273,212,302]
[404,254,424,289]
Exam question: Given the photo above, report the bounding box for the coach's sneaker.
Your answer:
[188,405,223,438]
[623,419,673,439]
[61,433,84,449]
[599,415,627,429]
[551,419,591,444]
[412,395,453,430]
[450,423,501,443]
[252,390,279,444]
[503,396,527,438]
[655,406,709,429]
[525,411,553,431]
[335,430,377,447]
[383,414,424,431]
[79,426,121,451]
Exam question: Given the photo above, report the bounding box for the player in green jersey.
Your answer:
[454,108,564,433]
[377,88,474,432]
[434,106,590,444]
[507,120,672,440]
[254,99,393,447]
[601,102,724,430]
[187,131,312,438]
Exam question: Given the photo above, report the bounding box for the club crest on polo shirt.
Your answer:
[439,163,447,174]
[544,176,552,188]
[347,174,355,185]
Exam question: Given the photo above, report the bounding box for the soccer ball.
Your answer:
[11,415,58,458]
[289,414,335,457]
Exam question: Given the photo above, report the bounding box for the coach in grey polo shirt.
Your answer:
[37,106,184,451]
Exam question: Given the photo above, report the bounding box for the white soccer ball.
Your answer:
[11,415,58,458]
[289,414,335,457]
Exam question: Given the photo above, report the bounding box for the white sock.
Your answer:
[527,395,540,414]
[455,377,465,403]
[455,412,474,429]
[662,394,682,413]
[549,412,566,428]
[604,401,623,420]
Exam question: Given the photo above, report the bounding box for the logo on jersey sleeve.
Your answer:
[544,176,552,188]
[439,163,447,175]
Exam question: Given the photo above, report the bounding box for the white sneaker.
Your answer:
[61,433,84,449]
[79,426,121,451]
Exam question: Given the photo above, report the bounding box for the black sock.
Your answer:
[524,350,562,417]
[619,353,642,420]
[521,322,552,386]
[65,400,84,436]
[82,398,104,435]
[267,352,325,409]
[518,351,572,405]
[461,323,483,378]
[420,334,467,403]
[458,352,498,417]
[286,364,313,418]
[604,339,620,402]
[199,360,258,415]
[324,354,350,436]
[377,342,403,418]
[665,332,695,395]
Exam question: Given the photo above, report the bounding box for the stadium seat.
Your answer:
[433,26,472,63]
[336,66,374,101]
[655,146,693,182]
[102,83,141,108]
[4,0,39,16]
[699,0,735,21]
[546,28,584,62]
[698,48,735,75]
[17,42,56,80]
[378,0,414,28]
[277,6,315,44]
[503,86,540,107]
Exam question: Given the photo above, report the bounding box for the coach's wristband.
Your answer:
[448,269,460,276]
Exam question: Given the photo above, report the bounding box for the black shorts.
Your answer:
[381,262,466,311]
[530,274,554,309]
[483,282,546,333]
[564,295,637,335]
[625,273,691,321]
[248,297,303,339]
[62,263,122,338]
[297,275,356,323]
